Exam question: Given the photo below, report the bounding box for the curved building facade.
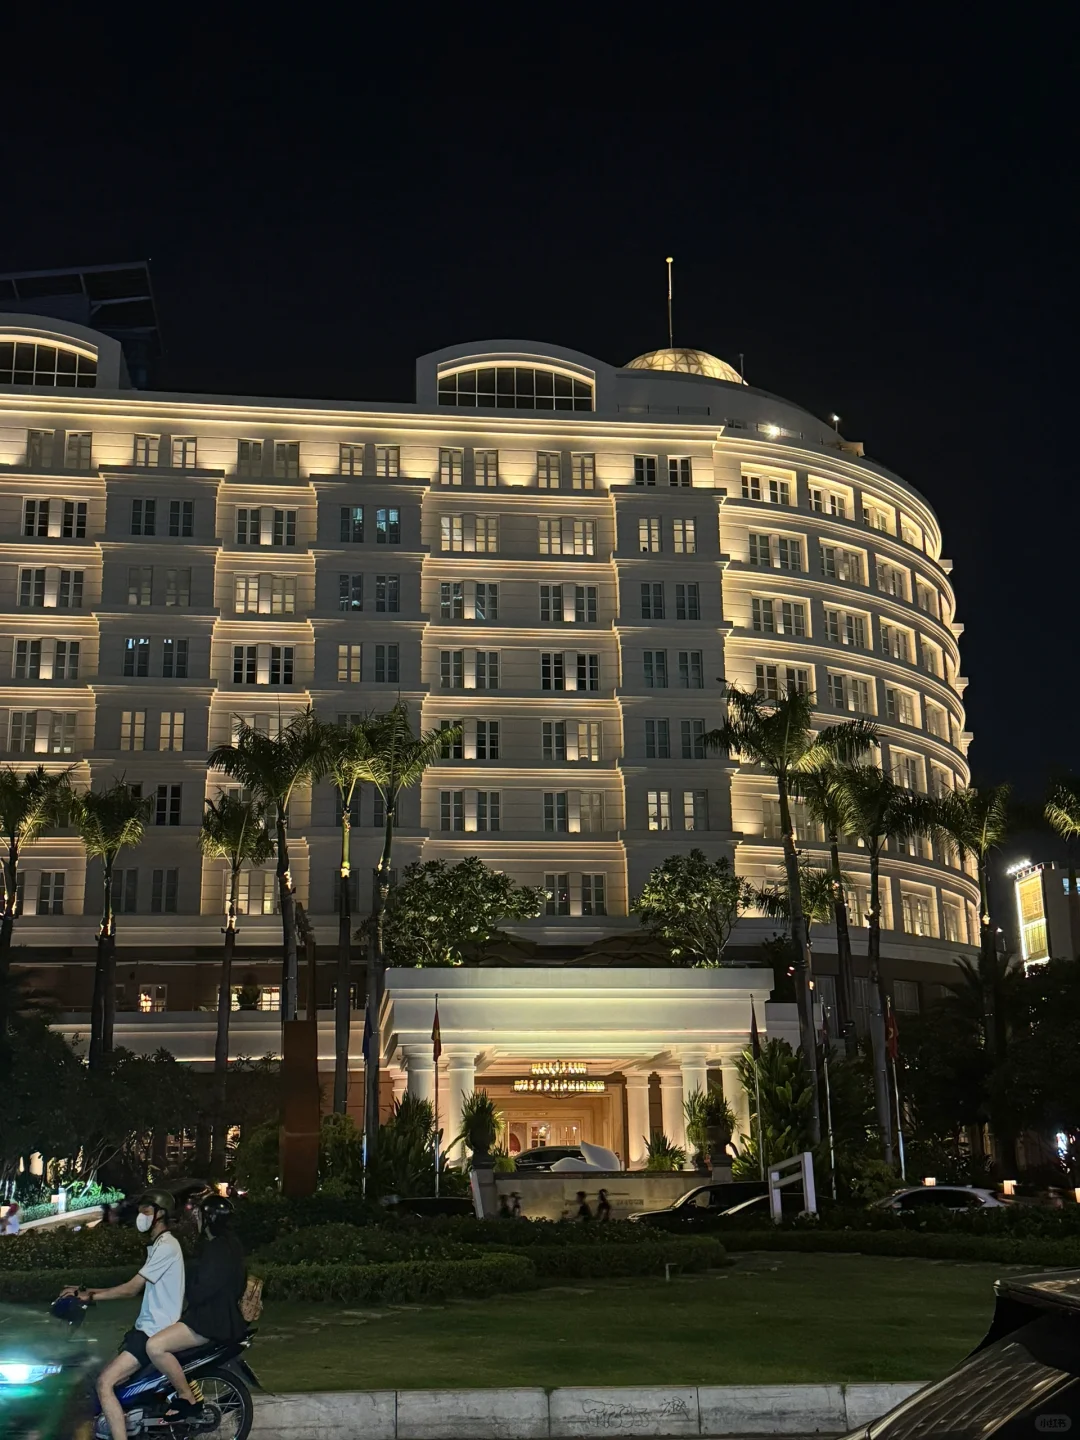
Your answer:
[0,318,978,1064]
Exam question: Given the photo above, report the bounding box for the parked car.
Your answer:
[513,1146,585,1172]
[874,1184,1004,1214]
[627,1182,768,1229]
[845,1268,1080,1437]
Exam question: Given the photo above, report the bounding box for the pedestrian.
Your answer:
[510,1192,522,1218]
[497,1194,513,1219]
[0,1202,20,1236]
[576,1190,592,1222]
[597,1188,612,1222]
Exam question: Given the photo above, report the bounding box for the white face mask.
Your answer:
[136,1212,154,1234]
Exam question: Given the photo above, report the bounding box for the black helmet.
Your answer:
[196,1194,234,1236]
[136,1189,175,1219]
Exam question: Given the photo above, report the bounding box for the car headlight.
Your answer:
[0,1362,63,1385]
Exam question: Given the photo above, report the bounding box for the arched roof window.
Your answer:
[0,337,97,388]
[438,364,592,411]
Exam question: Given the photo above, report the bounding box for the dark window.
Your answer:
[169,499,194,537]
[339,573,363,611]
[161,638,188,678]
[131,498,155,536]
[438,365,592,412]
[151,868,179,913]
[155,784,182,827]
[340,506,364,543]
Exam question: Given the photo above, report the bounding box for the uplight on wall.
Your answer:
[923,1176,937,1187]
[1002,1179,1017,1197]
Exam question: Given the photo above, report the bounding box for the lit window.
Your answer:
[537,451,560,488]
[673,519,696,553]
[647,790,671,831]
[438,366,592,411]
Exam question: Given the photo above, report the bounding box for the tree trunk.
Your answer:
[866,847,894,1164]
[90,861,116,1070]
[829,833,858,1058]
[776,777,821,1146]
[364,797,396,1162]
[275,807,299,1022]
[210,877,237,1175]
[334,804,353,1114]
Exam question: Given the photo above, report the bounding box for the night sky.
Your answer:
[3,21,1075,833]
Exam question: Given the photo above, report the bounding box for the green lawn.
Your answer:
[79,1252,1006,1390]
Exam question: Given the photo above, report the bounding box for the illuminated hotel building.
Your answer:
[1012,861,1080,966]
[0,305,981,1158]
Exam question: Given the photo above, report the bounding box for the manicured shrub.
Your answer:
[0,1226,147,1273]
[262,1254,536,1304]
[718,1227,1080,1266]
[231,1193,374,1249]
[256,1223,480,1266]
[0,1268,134,1302]
[491,1235,725,1279]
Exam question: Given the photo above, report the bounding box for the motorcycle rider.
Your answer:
[60,1189,184,1440]
[145,1193,247,1422]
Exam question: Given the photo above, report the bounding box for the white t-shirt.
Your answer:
[1,1214,19,1235]
[136,1231,185,1336]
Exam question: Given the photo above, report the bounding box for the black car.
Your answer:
[846,1269,1080,1438]
[512,1146,585,1172]
[627,1181,768,1229]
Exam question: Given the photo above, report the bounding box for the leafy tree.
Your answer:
[372,1092,467,1197]
[207,709,326,1021]
[631,850,758,966]
[733,1037,814,1176]
[70,780,153,1069]
[1045,777,1080,957]
[897,1000,989,1166]
[995,958,1080,1175]
[383,857,543,969]
[706,685,877,1143]
[198,794,274,1170]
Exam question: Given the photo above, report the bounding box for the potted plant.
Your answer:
[458,1089,501,1170]
[644,1134,687,1172]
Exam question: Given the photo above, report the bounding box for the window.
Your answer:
[23,499,49,537]
[634,455,657,487]
[155,784,182,826]
[638,517,661,553]
[900,518,923,550]
[376,507,400,544]
[439,448,464,485]
[885,688,916,726]
[677,650,704,688]
[13,639,40,679]
[863,502,894,533]
[375,574,399,612]
[274,441,300,479]
[571,453,595,490]
[942,898,965,944]
[880,622,911,662]
[755,663,810,699]
[156,711,183,752]
[579,792,604,833]
[826,609,868,648]
[338,644,362,682]
[809,485,848,517]
[442,514,498,552]
[238,507,296,546]
[925,702,948,739]
[681,718,706,759]
[123,636,150,677]
[876,560,906,598]
[751,597,806,636]
[541,652,565,691]
[916,580,938,617]
[133,434,158,467]
[165,568,191,607]
[131,497,156,536]
[231,982,280,1010]
[440,791,465,831]
[476,651,499,689]
[13,638,74,683]
[440,581,463,619]
[172,437,197,469]
[820,545,863,583]
[544,792,569,832]
[19,568,84,609]
[640,582,664,619]
[339,505,364,543]
[539,584,562,623]
[545,873,571,916]
[901,892,934,937]
[232,644,293,685]
[763,797,820,842]
[236,439,263,476]
[27,430,54,468]
[828,673,872,713]
[576,653,600,691]
[128,567,152,605]
[749,533,803,571]
[439,719,464,760]
[161,638,188,678]
[581,874,607,915]
[742,472,791,505]
[540,517,594,555]
[919,638,943,677]
[475,791,500,831]
[37,872,65,915]
[647,790,672,831]
[338,573,363,612]
[23,497,86,539]
[438,365,593,411]
[374,644,398,682]
[683,789,708,831]
[169,499,194,537]
[113,869,139,914]
[574,585,598,623]
[440,650,464,689]
[645,719,671,759]
[120,710,146,751]
[151,869,179,914]
[543,720,566,760]
[10,711,76,756]
[65,433,92,469]
[675,583,700,620]
[59,497,84,538]
[537,451,561,488]
[474,449,499,487]
[673,518,696,553]
[54,639,79,679]
[894,752,922,792]
[669,457,692,487]
[475,720,499,760]
[339,443,364,475]
[474,582,498,621]
[928,763,952,800]
[374,444,399,477]
[644,650,668,688]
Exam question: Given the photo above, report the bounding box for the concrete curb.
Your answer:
[250,1382,925,1437]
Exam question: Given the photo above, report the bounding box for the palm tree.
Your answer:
[755,863,852,1042]
[198,793,274,1170]
[705,684,877,1144]
[832,764,934,1161]
[356,703,460,1157]
[1045,777,1080,958]
[0,766,73,1019]
[797,764,863,1057]
[207,709,327,1022]
[69,779,153,1069]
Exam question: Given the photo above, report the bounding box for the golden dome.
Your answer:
[625,347,744,384]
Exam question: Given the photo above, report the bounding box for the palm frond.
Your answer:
[1046,777,1080,841]
[69,780,153,861]
[198,794,275,866]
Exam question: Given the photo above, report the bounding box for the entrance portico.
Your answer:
[380,966,774,1169]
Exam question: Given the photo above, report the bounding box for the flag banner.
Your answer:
[361,1004,373,1062]
[432,997,442,1063]
[885,1004,899,1062]
[750,998,762,1059]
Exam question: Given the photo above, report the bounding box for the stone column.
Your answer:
[402,1047,435,1107]
[679,1050,709,1107]
[443,1054,475,1165]
[390,1071,408,1106]
[659,1071,686,1151]
[624,1073,652,1169]
[721,1055,752,1149]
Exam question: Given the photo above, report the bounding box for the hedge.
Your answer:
[0,1267,135,1303]
[256,1223,481,1267]
[718,1228,1080,1266]
[262,1254,537,1303]
[0,1226,148,1272]
[490,1235,725,1279]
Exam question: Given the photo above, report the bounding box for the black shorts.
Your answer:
[119,1329,151,1367]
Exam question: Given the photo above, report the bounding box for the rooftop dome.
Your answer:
[625,347,744,385]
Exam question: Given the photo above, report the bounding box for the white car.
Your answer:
[874,1184,1004,1213]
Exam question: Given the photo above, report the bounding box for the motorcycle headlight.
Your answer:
[0,1362,63,1384]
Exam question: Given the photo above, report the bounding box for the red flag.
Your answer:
[885,1003,899,1062]
[432,998,442,1063]
[750,998,762,1060]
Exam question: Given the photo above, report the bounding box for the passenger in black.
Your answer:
[145,1193,247,1422]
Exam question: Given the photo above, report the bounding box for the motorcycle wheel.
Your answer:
[188,1368,253,1440]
